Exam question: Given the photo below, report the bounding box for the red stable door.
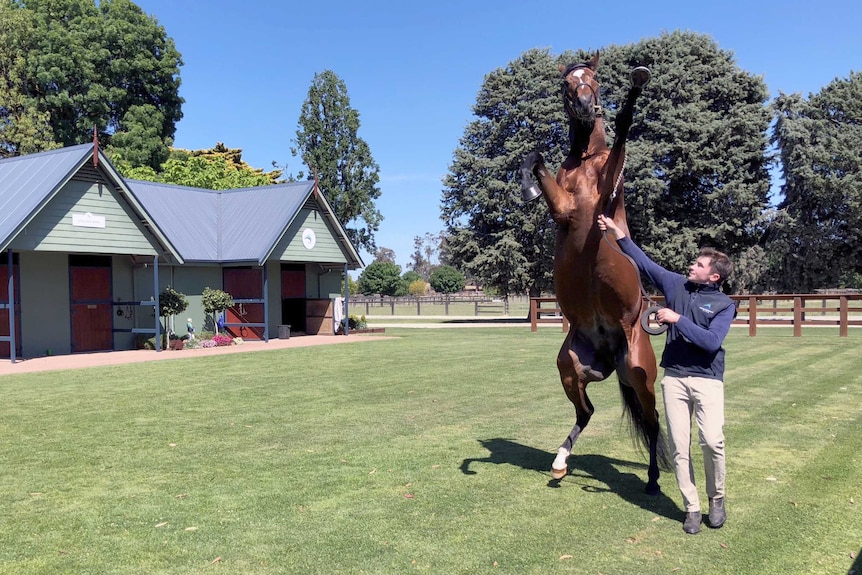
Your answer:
[70,265,113,352]
[223,268,264,340]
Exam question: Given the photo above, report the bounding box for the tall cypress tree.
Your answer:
[292,70,382,254]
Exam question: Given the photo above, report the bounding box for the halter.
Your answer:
[561,63,603,122]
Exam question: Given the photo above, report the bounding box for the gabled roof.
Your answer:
[128,179,364,267]
[0,143,364,269]
[0,144,182,261]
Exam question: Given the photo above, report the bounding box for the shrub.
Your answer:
[408,279,428,296]
[336,314,368,333]
[429,265,466,294]
[212,334,233,346]
[202,287,234,334]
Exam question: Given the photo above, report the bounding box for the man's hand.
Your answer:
[656,308,681,324]
[597,214,627,240]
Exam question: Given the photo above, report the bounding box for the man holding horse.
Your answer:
[597,214,735,535]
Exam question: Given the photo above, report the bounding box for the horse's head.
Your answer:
[560,52,601,124]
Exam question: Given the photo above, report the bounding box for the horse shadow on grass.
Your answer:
[848,548,862,575]
[459,438,681,521]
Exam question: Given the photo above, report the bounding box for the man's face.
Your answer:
[688,256,718,284]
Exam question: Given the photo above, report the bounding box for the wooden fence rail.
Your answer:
[530,294,862,337]
[349,295,513,316]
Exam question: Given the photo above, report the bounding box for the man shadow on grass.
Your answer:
[459,438,680,521]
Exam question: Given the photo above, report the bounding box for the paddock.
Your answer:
[0,327,858,573]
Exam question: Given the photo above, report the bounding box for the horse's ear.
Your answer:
[558,64,566,74]
[589,51,600,70]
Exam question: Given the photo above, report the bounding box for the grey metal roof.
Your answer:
[0,144,92,250]
[1,144,364,269]
[220,184,309,262]
[124,180,222,261]
[127,180,312,263]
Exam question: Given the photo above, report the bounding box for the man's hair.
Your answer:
[700,247,734,284]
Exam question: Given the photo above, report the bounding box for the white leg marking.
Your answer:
[552,447,570,472]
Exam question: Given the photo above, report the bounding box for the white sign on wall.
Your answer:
[72,212,106,228]
[302,228,316,250]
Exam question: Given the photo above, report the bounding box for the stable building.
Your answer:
[0,143,364,361]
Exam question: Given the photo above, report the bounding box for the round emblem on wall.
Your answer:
[302,228,316,250]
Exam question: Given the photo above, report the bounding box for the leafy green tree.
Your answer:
[292,70,382,253]
[158,286,188,345]
[113,145,277,189]
[769,72,862,291]
[342,275,359,296]
[402,270,422,297]
[201,287,233,334]
[429,265,466,294]
[402,270,421,285]
[443,32,771,296]
[357,261,402,296]
[15,0,183,168]
[0,0,58,156]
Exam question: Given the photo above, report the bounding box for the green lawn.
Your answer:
[1,328,859,574]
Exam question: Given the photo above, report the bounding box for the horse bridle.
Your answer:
[561,64,603,121]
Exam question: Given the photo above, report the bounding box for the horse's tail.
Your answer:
[618,382,672,471]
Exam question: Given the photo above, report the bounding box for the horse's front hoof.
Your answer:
[551,466,568,480]
[644,483,661,496]
[631,66,651,88]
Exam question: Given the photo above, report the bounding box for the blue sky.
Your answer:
[134,0,860,271]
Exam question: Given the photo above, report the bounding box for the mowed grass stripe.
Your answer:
[0,328,859,574]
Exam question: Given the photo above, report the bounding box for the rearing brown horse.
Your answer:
[520,53,670,494]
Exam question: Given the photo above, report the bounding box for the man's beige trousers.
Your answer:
[661,375,726,512]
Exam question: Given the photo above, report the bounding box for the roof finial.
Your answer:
[92,125,99,168]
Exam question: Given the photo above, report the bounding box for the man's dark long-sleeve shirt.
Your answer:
[617,237,736,380]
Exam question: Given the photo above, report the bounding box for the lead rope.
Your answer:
[600,150,668,335]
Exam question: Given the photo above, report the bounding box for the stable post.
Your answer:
[530,298,538,332]
[840,296,849,337]
[154,255,161,351]
[748,296,757,337]
[6,250,15,363]
[793,296,802,337]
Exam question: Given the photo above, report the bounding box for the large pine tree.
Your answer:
[770,72,862,291]
[441,48,562,297]
[442,32,772,296]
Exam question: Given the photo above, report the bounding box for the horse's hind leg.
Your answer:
[620,330,668,495]
[551,334,601,479]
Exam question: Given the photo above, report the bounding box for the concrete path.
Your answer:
[0,334,390,377]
